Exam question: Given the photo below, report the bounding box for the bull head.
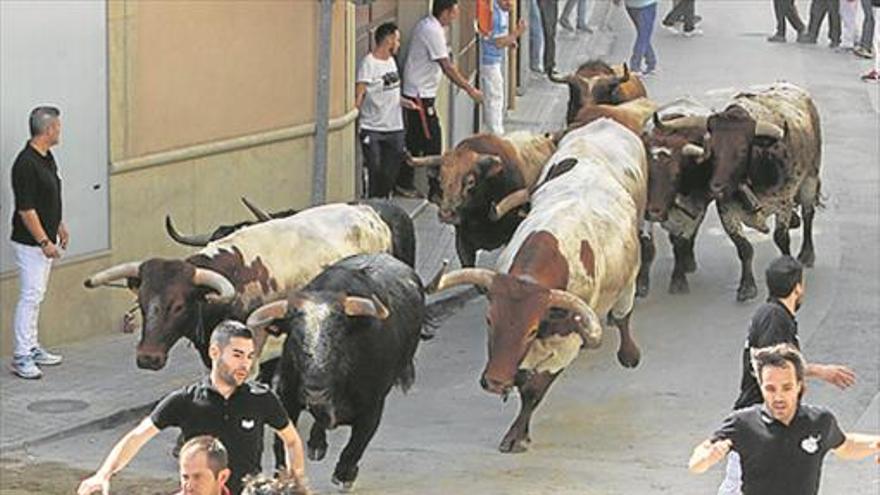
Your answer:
[430,268,601,396]
[84,260,236,370]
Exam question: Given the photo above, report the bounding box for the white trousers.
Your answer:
[875,7,880,73]
[840,0,859,48]
[717,451,742,495]
[480,63,505,135]
[12,241,53,357]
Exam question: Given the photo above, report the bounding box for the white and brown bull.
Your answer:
[408,132,556,267]
[430,117,648,453]
[662,82,822,300]
[83,200,415,370]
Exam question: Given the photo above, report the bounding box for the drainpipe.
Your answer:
[312,0,334,205]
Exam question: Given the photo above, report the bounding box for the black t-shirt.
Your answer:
[10,143,62,246]
[733,300,800,409]
[713,404,846,495]
[150,378,290,495]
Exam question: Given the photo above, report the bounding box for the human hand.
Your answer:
[704,439,732,464]
[468,87,484,104]
[41,241,61,259]
[817,364,856,389]
[401,97,418,111]
[516,18,527,36]
[77,473,110,495]
[59,223,70,249]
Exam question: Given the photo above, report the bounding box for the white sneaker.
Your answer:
[682,28,703,37]
[10,355,42,379]
[31,346,63,366]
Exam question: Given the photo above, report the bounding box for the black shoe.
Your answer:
[767,34,786,43]
[559,19,574,31]
[829,40,840,49]
[796,33,816,44]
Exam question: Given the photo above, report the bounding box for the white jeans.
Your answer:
[839,0,859,48]
[481,63,505,135]
[717,451,742,495]
[12,241,53,358]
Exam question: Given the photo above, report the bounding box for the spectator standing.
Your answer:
[9,105,66,380]
[529,0,545,72]
[839,0,859,50]
[355,22,416,198]
[768,0,807,42]
[560,0,592,32]
[480,0,527,135]
[624,0,659,75]
[801,0,842,46]
[861,0,880,80]
[854,0,875,57]
[536,0,561,77]
[662,0,702,36]
[401,0,483,198]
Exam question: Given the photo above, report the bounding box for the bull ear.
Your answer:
[343,295,390,320]
[476,154,504,177]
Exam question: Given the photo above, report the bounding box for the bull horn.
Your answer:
[241,197,271,222]
[549,71,572,84]
[489,189,530,221]
[165,215,212,247]
[547,290,602,349]
[431,268,496,294]
[247,300,289,329]
[754,121,784,140]
[616,63,630,83]
[193,267,236,304]
[652,112,667,132]
[84,262,142,288]
[660,115,709,131]
[407,153,443,168]
[343,296,390,320]
[425,259,449,293]
[681,143,706,157]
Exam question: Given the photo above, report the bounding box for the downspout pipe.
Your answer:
[312,0,334,205]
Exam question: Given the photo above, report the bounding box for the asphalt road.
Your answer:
[18,2,879,494]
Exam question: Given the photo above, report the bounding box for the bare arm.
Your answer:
[77,417,160,494]
[688,438,732,474]
[493,19,527,48]
[806,363,856,390]
[18,209,60,258]
[355,82,368,110]
[276,422,307,482]
[437,58,483,103]
[833,433,880,461]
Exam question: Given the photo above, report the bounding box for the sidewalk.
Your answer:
[0,198,462,452]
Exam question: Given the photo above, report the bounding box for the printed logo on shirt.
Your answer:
[382,71,400,90]
[241,418,256,430]
[800,434,820,454]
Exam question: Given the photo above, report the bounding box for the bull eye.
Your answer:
[464,174,476,189]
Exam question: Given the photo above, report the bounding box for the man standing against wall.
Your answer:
[401,0,483,198]
[355,22,416,198]
[9,106,66,380]
[480,0,527,135]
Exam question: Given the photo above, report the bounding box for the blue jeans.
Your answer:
[626,3,657,72]
[562,0,590,29]
[529,0,544,71]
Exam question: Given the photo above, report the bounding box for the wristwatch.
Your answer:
[39,239,50,247]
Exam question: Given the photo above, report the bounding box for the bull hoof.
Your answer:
[788,212,801,229]
[498,434,530,453]
[635,279,650,298]
[683,257,697,274]
[736,284,758,302]
[668,277,690,294]
[617,347,641,368]
[797,250,815,268]
[307,442,328,461]
[332,466,359,492]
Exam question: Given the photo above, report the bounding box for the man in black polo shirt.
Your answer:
[717,255,856,494]
[9,106,67,379]
[689,344,879,495]
[77,322,306,495]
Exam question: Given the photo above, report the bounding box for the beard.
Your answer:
[216,359,247,387]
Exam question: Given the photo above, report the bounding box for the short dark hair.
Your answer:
[180,435,228,476]
[751,343,806,385]
[210,320,253,349]
[29,106,60,138]
[432,0,459,18]
[375,22,398,46]
[241,474,310,495]
[765,255,803,298]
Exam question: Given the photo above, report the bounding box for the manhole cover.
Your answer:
[27,399,90,414]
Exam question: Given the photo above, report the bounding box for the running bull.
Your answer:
[408,131,556,267]
[549,60,648,124]
[164,197,297,247]
[83,200,415,370]
[430,117,647,453]
[246,253,431,490]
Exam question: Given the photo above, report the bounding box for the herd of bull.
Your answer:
[81,60,823,490]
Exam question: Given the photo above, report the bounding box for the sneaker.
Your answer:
[861,69,879,82]
[797,33,816,44]
[662,23,681,35]
[853,46,874,59]
[682,28,703,37]
[829,40,840,49]
[576,25,593,34]
[559,19,574,32]
[767,34,787,43]
[10,355,42,379]
[393,186,425,199]
[31,346,63,366]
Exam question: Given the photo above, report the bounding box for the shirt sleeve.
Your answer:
[356,57,372,84]
[263,390,291,431]
[750,311,797,350]
[822,409,846,451]
[11,159,37,211]
[425,24,449,61]
[711,412,740,450]
[150,389,187,429]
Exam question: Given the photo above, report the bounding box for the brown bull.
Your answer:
[550,60,648,124]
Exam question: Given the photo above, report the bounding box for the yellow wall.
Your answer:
[0,0,357,352]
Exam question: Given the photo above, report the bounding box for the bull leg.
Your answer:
[455,228,478,268]
[499,371,561,453]
[609,311,641,368]
[797,203,816,267]
[636,229,655,298]
[332,402,385,490]
[773,211,792,256]
[307,421,329,461]
[718,204,757,302]
[669,234,695,294]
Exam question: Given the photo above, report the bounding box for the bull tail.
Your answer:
[397,360,416,393]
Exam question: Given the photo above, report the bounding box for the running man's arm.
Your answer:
[276,421,307,482]
[832,433,880,461]
[688,438,732,474]
[77,417,160,494]
[437,58,483,103]
[805,363,856,389]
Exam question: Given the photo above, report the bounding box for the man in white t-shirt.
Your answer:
[480,0,526,135]
[355,22,416,198]
[400,0,483,199]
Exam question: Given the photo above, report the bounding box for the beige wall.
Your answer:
[0,0,357,353]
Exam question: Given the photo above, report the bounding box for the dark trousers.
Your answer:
[402,99,441,191]
[859,0,875,50]
[537,0,558,73]
[663,0,696,30]
[772,0,805,35]
[807,0,841,42]
[360,129,405,198]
